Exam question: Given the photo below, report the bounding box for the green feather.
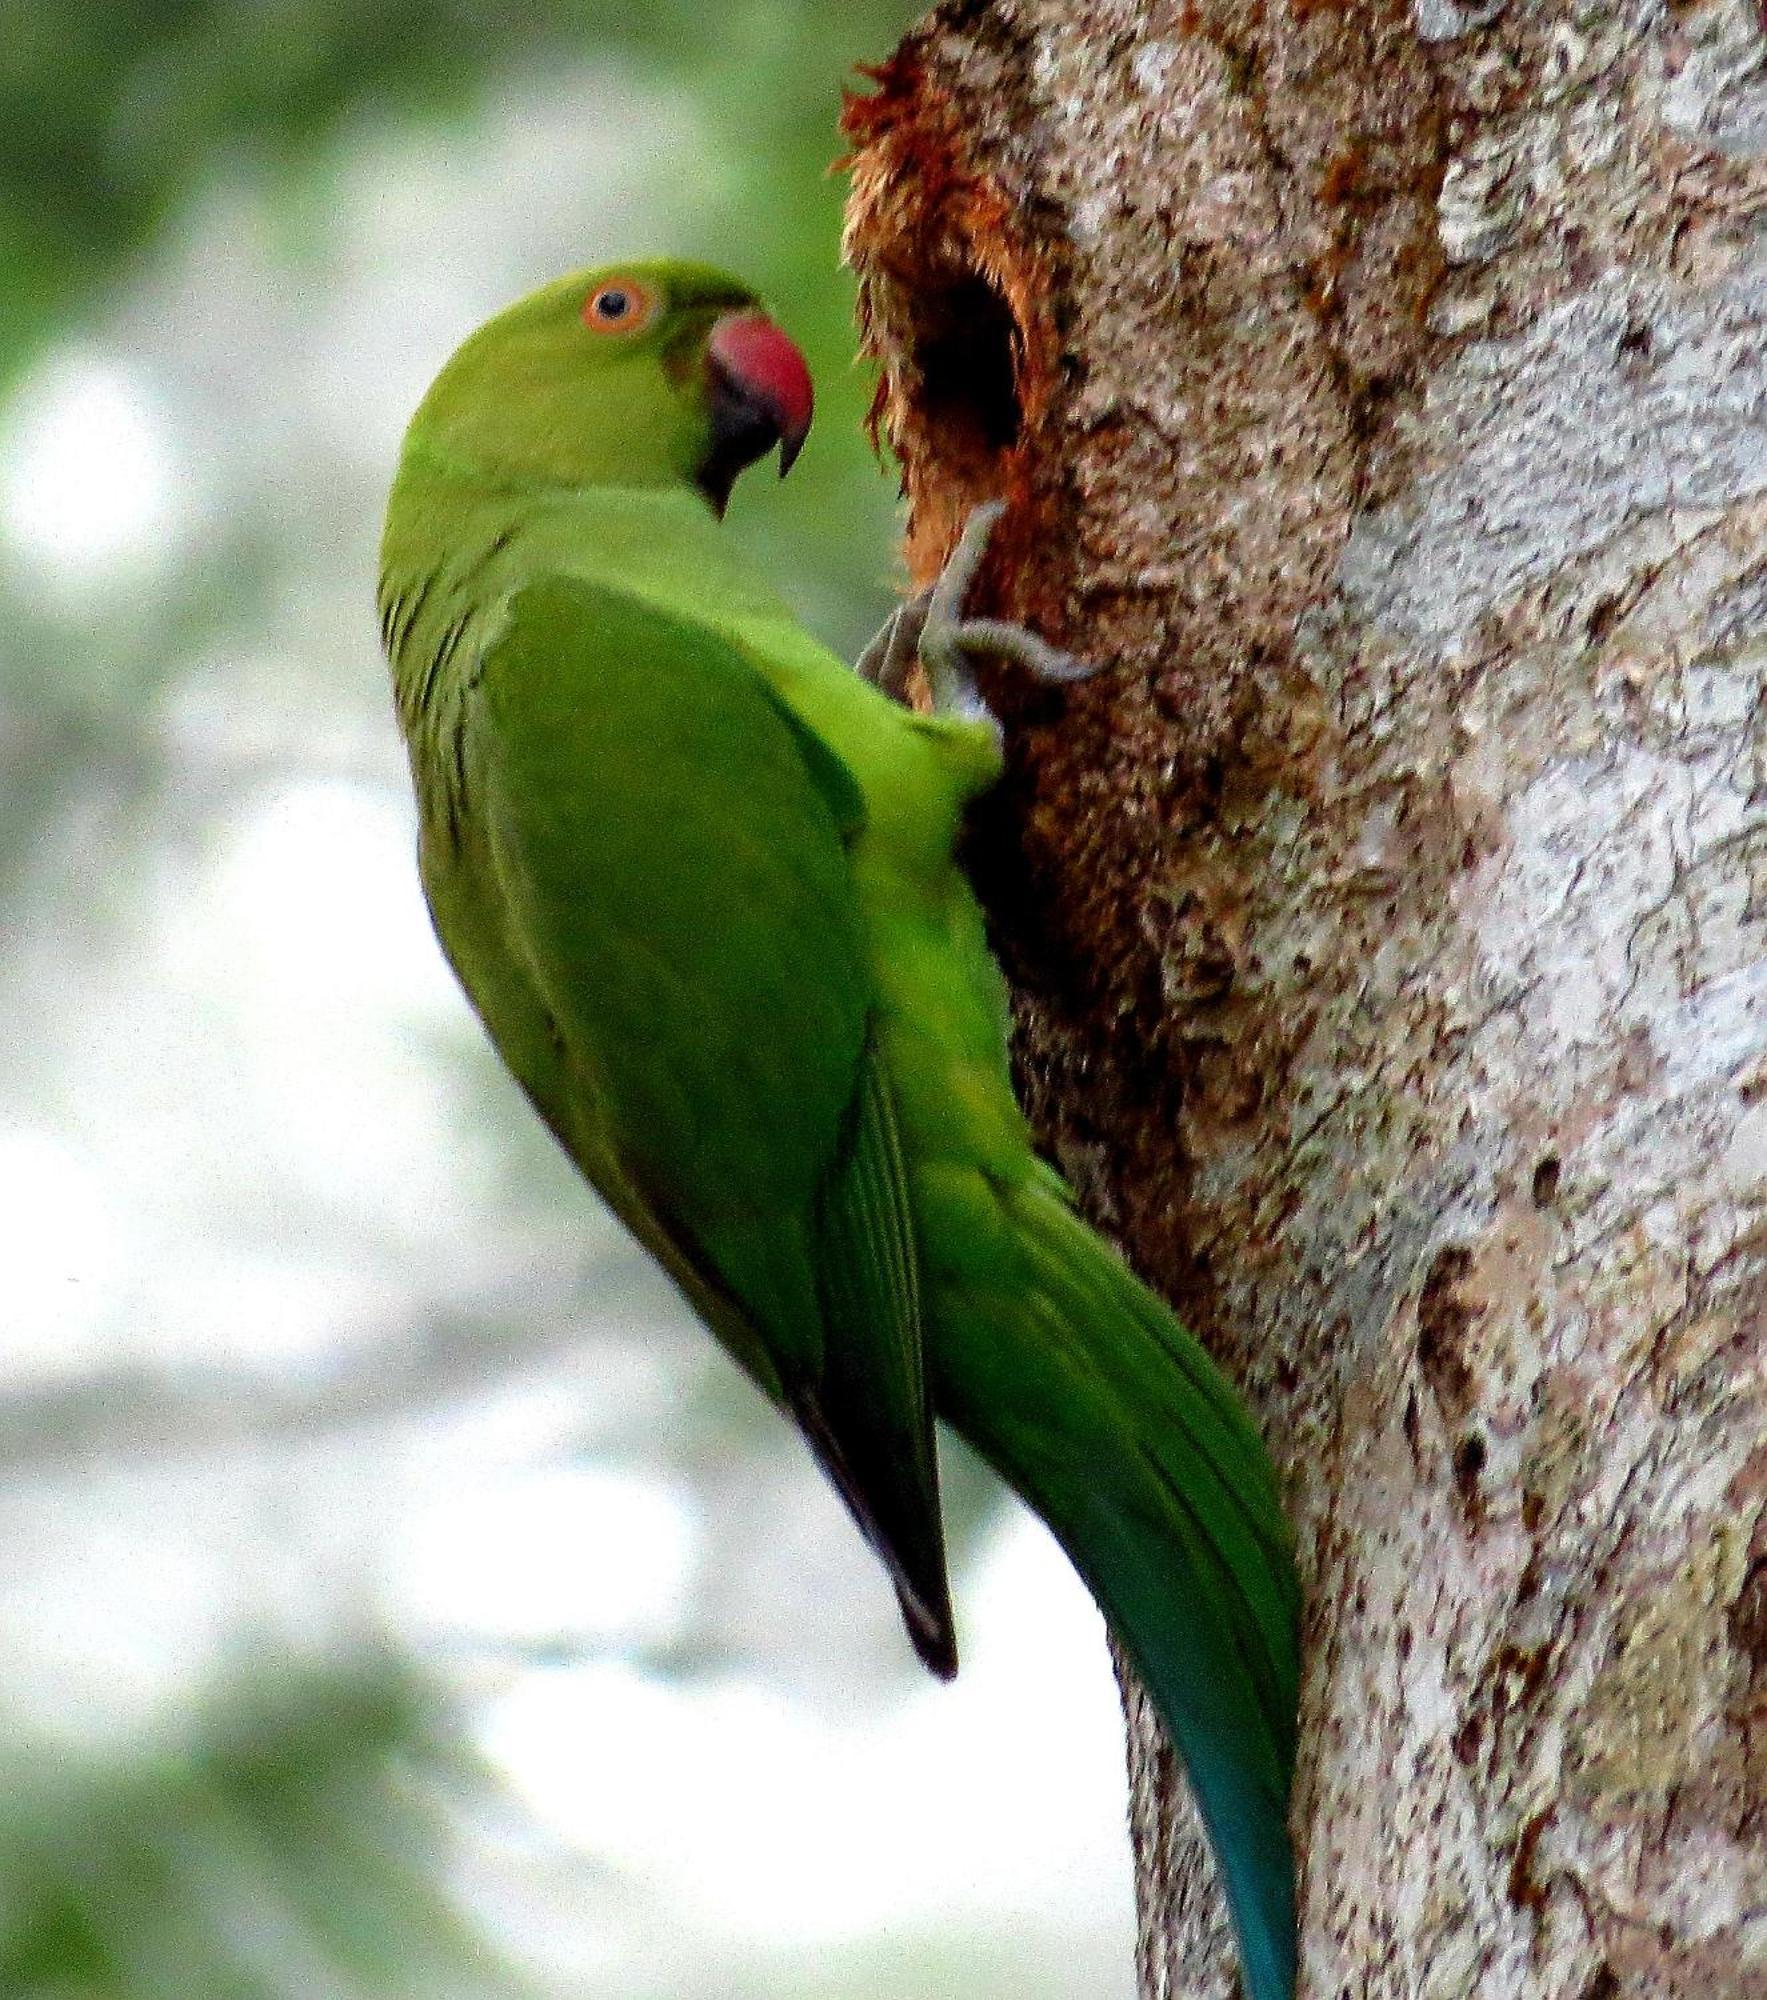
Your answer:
[475,573,955,1667]
[930,1169,1299,1998]
[380,257,1300,2000]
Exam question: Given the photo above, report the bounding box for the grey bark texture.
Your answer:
[841,2,1767,1995]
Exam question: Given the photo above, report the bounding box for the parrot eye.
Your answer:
[582,278,657,336]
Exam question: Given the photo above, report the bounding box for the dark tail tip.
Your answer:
[898,1585,959,1681]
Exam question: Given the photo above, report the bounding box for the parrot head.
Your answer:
[405,259,814,515]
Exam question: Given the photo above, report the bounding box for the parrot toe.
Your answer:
[916,501,1095,725]
[853,594,931,704]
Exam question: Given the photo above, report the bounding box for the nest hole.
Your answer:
[912,271,1023,489]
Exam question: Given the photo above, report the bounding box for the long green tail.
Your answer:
[932,1168,1300,2000]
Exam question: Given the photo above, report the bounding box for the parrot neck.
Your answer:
[379,450,799,712]
[378,462,511,732]
[377,452,811,831]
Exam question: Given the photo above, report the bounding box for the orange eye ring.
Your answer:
[582,277,658,336]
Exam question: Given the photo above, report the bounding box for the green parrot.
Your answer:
[379,259,1300,2000]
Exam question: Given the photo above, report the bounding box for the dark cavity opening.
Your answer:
[914,273,1023,469]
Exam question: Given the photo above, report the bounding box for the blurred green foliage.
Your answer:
[1,0,914,437]
[0,1666,520,1999]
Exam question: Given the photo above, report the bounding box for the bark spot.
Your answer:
[1731,1555,1767,1685]
[1506,1806,1553,1912]
[1617,315,1656,374]
[1453,1712,1483,1767]
[1488,1643,1553,1755]
[1453,1429,1489,1518]
[1319,143,1370,206]
[1417,1244,1478,1425]
[1585,593,1625,647]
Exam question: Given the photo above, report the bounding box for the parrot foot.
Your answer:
[855,501,1093,725]
[853,596,930,704]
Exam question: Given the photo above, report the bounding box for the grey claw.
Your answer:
[919,502,1091,722]
[853,616,891,687]
[926,500,1008,639]
[854,594,932,705]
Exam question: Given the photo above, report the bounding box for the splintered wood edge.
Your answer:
[840,42,1065,615]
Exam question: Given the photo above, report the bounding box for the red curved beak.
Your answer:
[702,312,815,506]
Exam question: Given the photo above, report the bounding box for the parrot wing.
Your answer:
[475,574,955,1672]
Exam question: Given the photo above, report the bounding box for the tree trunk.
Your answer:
[841,2,1767,1994]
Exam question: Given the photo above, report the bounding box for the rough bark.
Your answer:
[841,3,1767,1995]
